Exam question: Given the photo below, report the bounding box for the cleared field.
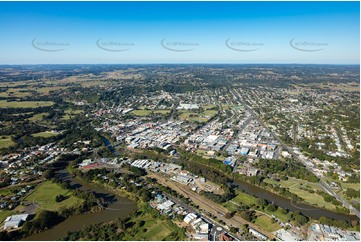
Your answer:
[61,109,84,120]
[123,203,174,241]
[130,110,152,116]
[130,109,171,116]
[61,114,72,120]
[340,182,360,191]
[0,100,54,108]
[32,131,59,138]
[179,109,217,123]
[254,214,281,232]
[264,207,291,223]
[24,181,83,211]
[0,136,16,148]
[214,155,226,161]
[35,86,67,94]
[230,190,258,206]
[203,110,218,117]
[196,149,206,155]
[64,109,83,114]
[143,221,172,240]
[203,104,217,109]
[221,104,231,110]
[295,83,360,93]
[28,112,48,121]
[0,81,35,88]
[0,88,32,98]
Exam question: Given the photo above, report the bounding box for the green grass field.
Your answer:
[0,81,33,88]
[179,109,217,123]
[27,112,48,121]
[340,182,360,191]
[0,86,67,98]
[122,203,177,241]
[203,104,217,109]
[254,214,281,232]
[130,109,171,116]
[221,104,231,110]
[131,110,150,116]
[35,86,67,94]
[337,182,360,203]
[0,100,54,108]
[0,136,16,148]
[224,190,291,223]
[224,190,258,212]
[123,217,173,241]
[230,190,258,206]
[202,109,218,117]
[196,149,206,155]
[0,88,32,98]
[214,155,226,161]
[264,178,336,209]
[265,208,291,223]
[61,108,84,120]
[142,221,173,240]
[64,109,83,115]
[0,210,13,223]
[24,181,83,211]
[61,114,72,120]
[32,131,59,138]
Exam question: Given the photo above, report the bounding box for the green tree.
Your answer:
[266,204,277,212]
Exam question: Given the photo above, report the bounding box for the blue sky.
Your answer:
[0,1,359,64]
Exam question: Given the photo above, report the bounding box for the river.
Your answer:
[232,179,358,222]
[102,137,120,156]
[23,170,137,241]
[23,154,357,240]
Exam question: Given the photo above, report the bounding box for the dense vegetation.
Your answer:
[255,159,319,182]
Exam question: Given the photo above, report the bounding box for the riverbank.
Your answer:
[232,178,358,222]
[22,169,137,241]
[173,149,356,220]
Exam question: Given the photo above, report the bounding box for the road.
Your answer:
[164,191,242,241]
[148,172,276,240]
[231,88,360,219]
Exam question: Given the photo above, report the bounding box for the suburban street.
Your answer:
[231,89,361,219]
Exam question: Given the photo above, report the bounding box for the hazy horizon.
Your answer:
[0,1,359,65]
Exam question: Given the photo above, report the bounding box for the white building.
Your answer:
[3,214,29,230]
[184,213,198,224]
[249,228,268,240]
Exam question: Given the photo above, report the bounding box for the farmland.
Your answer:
[0,100,54,108]
[0,136,16,149]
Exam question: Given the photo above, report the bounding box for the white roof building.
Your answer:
[3,214,29,230]
[157,200,174,211]
[204,135,218,143]
[184,213,198,224]
[191,218,203,226]
[177,103,199,110]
